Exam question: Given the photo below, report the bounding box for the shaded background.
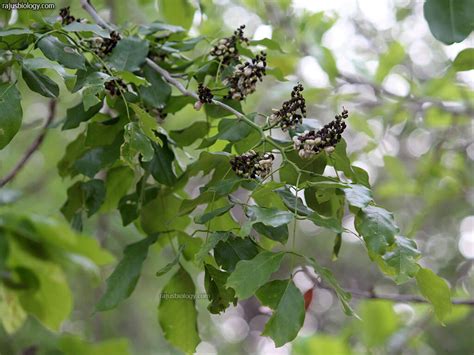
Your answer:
[0,0,473,354]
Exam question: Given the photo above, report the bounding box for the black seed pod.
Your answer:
[230,150,274,179]
[224,51,267,101]
[197,83,214,104]
[105,79,127,96]
[210,25,249,64]
[293,107,349,159]
[269,83,306,131]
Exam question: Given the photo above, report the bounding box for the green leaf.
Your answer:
[140,190,190,234]
[101,166,135,212]
[416,267,452,322]
[158,0,195,30]
[59,335,130,355]
[227,251,285,299]
[305,257,355,316]
[215,118,253,142]
[250,38,285,52]
[195,204,234,224]
[355,205,399,255]
[0,28,34,50]
[195,231,231,264]
[275,186,313,216]
[0,83,22,150]
[253,223,289,244]
[96,234,158,311]
[214,236,259,271]
[130,104,163,145]
[453,48,474,71]
[306,212,343,233]
[107,37,149,72]
[158,267,200,353]
[358,300,399,348]
[332,233,342,260]
[204,263,237,314]
[343,184,373,208]
[375,41,405,84]
[116,71,149,86]
[121,122,154,164]
[61,180,106,222]
[205,99,242,118]
[382,236,420,284]
[256,279,305,347]
[0,285,26,334]
[37,35,86,70]
[424,0,474,44]
[6,238,72,331]
[62,101,103,130]
[139,65,171,108]
[248,206,294,228]
[21,65,59,98]
[293,335,351,355]
[315,46,338,83]
[145,136,177,186]
[169,121,209,146]
[156,245,185,277]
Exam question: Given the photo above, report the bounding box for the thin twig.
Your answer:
[0,100,57,188]
[302,267,474,306]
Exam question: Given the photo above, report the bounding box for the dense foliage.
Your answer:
[0,0,473,354]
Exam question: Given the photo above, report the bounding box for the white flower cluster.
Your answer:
[230,150,274,179]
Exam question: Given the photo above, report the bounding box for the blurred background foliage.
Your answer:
[0,0,473,354]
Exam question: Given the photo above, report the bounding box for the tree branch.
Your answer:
[80,0,114,31]
[0,100,57,188]
[302,266,474,306]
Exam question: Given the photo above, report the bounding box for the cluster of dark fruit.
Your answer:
[230,150,274,179]
[198,83,213,103]
[59,7,81,25]
[224,51,267,101]
[90,31,122,58]
[147,107,168,122]
[270,84,306,131]
[104,79,127,96]
[210,25,249,64]
[293,107,349,159]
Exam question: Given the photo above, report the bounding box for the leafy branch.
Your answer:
[0,100,56,187]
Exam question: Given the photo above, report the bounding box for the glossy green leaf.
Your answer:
[343,184,373,208]
[121,122,154,164]
[382,236,420,284]
[37,35,86,70]
[247,206,294,228]
[139,65,171,108]
[158,267,200,353]
[416,267,452,322]
[0,28,34,50]
[156,245,185,277]
[145,137,177,186]
[96,234,158,311]
[101,166,135,212]
[195,204,234,224]
[21,65,59,97]
[355,205,399,255]
[204,263,236,314]
[214,236,259,271]
[62,22,111,37]
[227,251,285,299]
[0,83,22,150]
[453,48,474,71]
[424,0,474,44]
[253,223,289,244]
[256,279,305,347]
[195,231,231,263]
[305,257,355,316]
[250,38,285,52]
[107,37,149,72]
[307,212,343,233]
[62,101,103,130]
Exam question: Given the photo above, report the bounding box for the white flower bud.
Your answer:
[324,146,335,153]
